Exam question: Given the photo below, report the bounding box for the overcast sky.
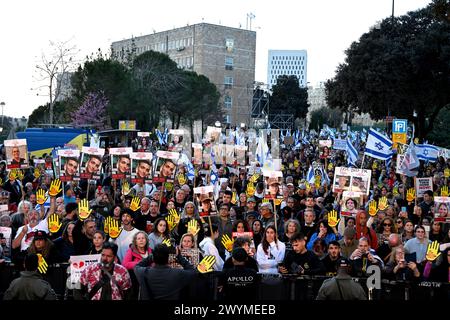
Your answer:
[0,0,431,119]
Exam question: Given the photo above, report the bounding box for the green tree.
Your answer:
[309,107,343,131]
[71,50,133,128]
[270,75,309,120]
[326,3,450,141]
[27,100,73,126]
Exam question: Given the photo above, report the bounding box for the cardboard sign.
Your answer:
[110,147,132,179]
[433,196,450,223]
[333,139,347,151]
[58,149,80,181]
[5,139,29,170]
[69,254,101,284]
[415,177,433,198]
[341,191,361,217]
[130,152,153,184]
[80,146,105,179]
[332,167,372,195]
[319,140,332,159]
[154,151,179,182]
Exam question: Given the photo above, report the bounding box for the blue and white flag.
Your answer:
[399,142,419,177]
[307,166,315,183]
[255,136,270,164]
[155,129,164,145]
[347,138,358,166]
[179,153,196,181]
[364,128,393,161]
[415,144,439,162]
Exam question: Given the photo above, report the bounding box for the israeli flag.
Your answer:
[347,138,358,166]
[364,128,393,161]
[155,129,164,145]
[307,166,315,183]
[255,136,269,164]
[179,153,195,181]
[415,144,439,162]
[210,165,218,185]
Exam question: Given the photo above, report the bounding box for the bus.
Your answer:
[16,127,94,158]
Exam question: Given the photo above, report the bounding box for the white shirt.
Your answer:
[14,219,49,251]
[199,237,224,271]
[256,241,286,274]
[111,227,140,263]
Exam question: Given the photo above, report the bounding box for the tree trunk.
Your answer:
[176,114,181,129]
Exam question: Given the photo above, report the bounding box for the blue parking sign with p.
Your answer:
[393,119,407,133]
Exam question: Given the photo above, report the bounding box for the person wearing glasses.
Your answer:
[376,217,397,245]
[404,225,431,264]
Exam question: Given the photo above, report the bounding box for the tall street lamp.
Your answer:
[0,102,5,127]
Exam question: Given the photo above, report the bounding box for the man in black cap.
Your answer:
[219,247,260,301]
[316,258,367,300]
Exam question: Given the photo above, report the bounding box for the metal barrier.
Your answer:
[0,263,448,300]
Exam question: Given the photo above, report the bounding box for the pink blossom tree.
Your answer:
[71,91,108,130]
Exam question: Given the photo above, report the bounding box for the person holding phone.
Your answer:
[278,232,325,276]
[383,246,420,281]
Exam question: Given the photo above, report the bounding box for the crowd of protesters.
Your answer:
[0,127,449,300]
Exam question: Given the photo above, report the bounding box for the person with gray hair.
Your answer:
[176,202,204,246]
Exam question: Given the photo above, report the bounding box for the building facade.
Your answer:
[111,23,256,126]
[267,50,307,89]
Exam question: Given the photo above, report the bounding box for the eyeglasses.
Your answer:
[383,223,392,226]
[396,220,403,224]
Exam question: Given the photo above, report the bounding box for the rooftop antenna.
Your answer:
[246,12,255,30]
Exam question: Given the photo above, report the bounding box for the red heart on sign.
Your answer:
[79,261,85,268]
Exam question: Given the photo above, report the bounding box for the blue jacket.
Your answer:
[307,232,342,251]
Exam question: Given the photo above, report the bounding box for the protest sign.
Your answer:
[319,140,332,159]
[194,185,217,216]
[333,139,347,151]
[154,150,179,183]
[69,254,101,284]
[110,147,132,179]
[80,146,105,180]
[332,167,371,195]
[341,191,360,217]
[137,132,151,152]
[415,177,433,198]
[58,149,80,181]
[5,139,29,170]
[433,196,450,223]
[130,152,153,184]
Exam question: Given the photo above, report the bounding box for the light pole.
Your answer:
[0,102,5,127]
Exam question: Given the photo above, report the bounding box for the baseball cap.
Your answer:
[34,230,48,240]
[247,197,256,203]
[299,183,306,190]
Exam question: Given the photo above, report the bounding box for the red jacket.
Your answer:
[355,212,378,250]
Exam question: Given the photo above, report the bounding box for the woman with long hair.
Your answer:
[252,219,264,249]
[256,224,286,274]
[148,218,170,250]
[376,217,397,245]
[122,231,152,270]
[401,220,415,244]
[176,201,204,245]
[306,219,341,251]
[279,219,300,251]
[53,221,76,263]
[429,219,445,243]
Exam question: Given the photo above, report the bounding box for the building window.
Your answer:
[224,95,232,109]
[225,38,234,52]
[224,115,231,124]
[225,56,233,70]
[224,76,233,89]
